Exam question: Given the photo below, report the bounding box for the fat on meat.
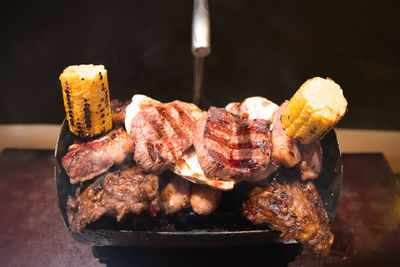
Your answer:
[62,128,134,184]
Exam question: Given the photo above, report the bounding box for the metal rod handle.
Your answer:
[192,0,211,57]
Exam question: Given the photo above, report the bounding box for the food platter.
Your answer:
[55,118,342,247]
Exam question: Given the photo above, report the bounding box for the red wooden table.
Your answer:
[0,149,399,266]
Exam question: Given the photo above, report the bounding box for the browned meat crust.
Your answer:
[61,128,134,184]
[193,107,275,182]
[190,184,222,215]
[130,100,197,174]
[298,142,323,180]
[110,99,130,127]
[271,101,302,168]
[241,176,334,256]
[160,175,191,214]
[67,167,159,232]
[271,101,322,180]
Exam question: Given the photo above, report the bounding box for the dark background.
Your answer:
[1,0,399,130]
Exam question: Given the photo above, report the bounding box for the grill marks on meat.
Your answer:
[67,167,159,232]
[172,147,236,191]
[194,107,275,182]
[62,128,134,184]
[241,176,334,256]
[131,101,197,174]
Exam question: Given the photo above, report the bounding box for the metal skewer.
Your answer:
[192,0,211,107]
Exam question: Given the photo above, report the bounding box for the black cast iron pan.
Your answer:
[55,119,342,247]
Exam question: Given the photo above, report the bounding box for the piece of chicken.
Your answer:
[225,96,278,122]
[241,173,334,256]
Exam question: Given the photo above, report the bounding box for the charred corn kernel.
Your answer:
[59,64,112,137]
[281,77,347,144]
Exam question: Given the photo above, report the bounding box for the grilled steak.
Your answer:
[270,101,302,168]
[67,167,159,232]
[193,107,275,182]
[130,100,198,174]
[241,173,334,256]
[61,128,134,184]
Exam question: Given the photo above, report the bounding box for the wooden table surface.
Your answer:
[0,149,399,266]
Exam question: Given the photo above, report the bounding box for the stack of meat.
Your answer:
[62,78,347,256]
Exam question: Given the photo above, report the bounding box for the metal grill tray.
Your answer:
[55,120,342,247]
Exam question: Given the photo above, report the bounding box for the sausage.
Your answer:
[160,176,191,214]
[190,184,222,215]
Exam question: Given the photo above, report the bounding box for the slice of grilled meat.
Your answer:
[130,100,198,174]
[193,107,275,182]
[241,174,334,257]
[172,147,236,191]
[270,101,323,180]
[270,101,302,168]
[61,128,134,184]
[67,167,159,232]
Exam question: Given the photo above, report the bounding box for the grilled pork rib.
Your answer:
[241,175,334,256]
[129,100,198,174]
[67,167,159,232]
[193,107,275,182]
[62,128,134,184]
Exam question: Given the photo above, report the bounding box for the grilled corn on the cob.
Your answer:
[60,64,112,137]
[281,77,347,144]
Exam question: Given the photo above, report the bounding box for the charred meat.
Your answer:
[67,167,159,232]
[61,128,134,184]
[130,100,198,174]
[193,107,275,182]
[241,175,334,256]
